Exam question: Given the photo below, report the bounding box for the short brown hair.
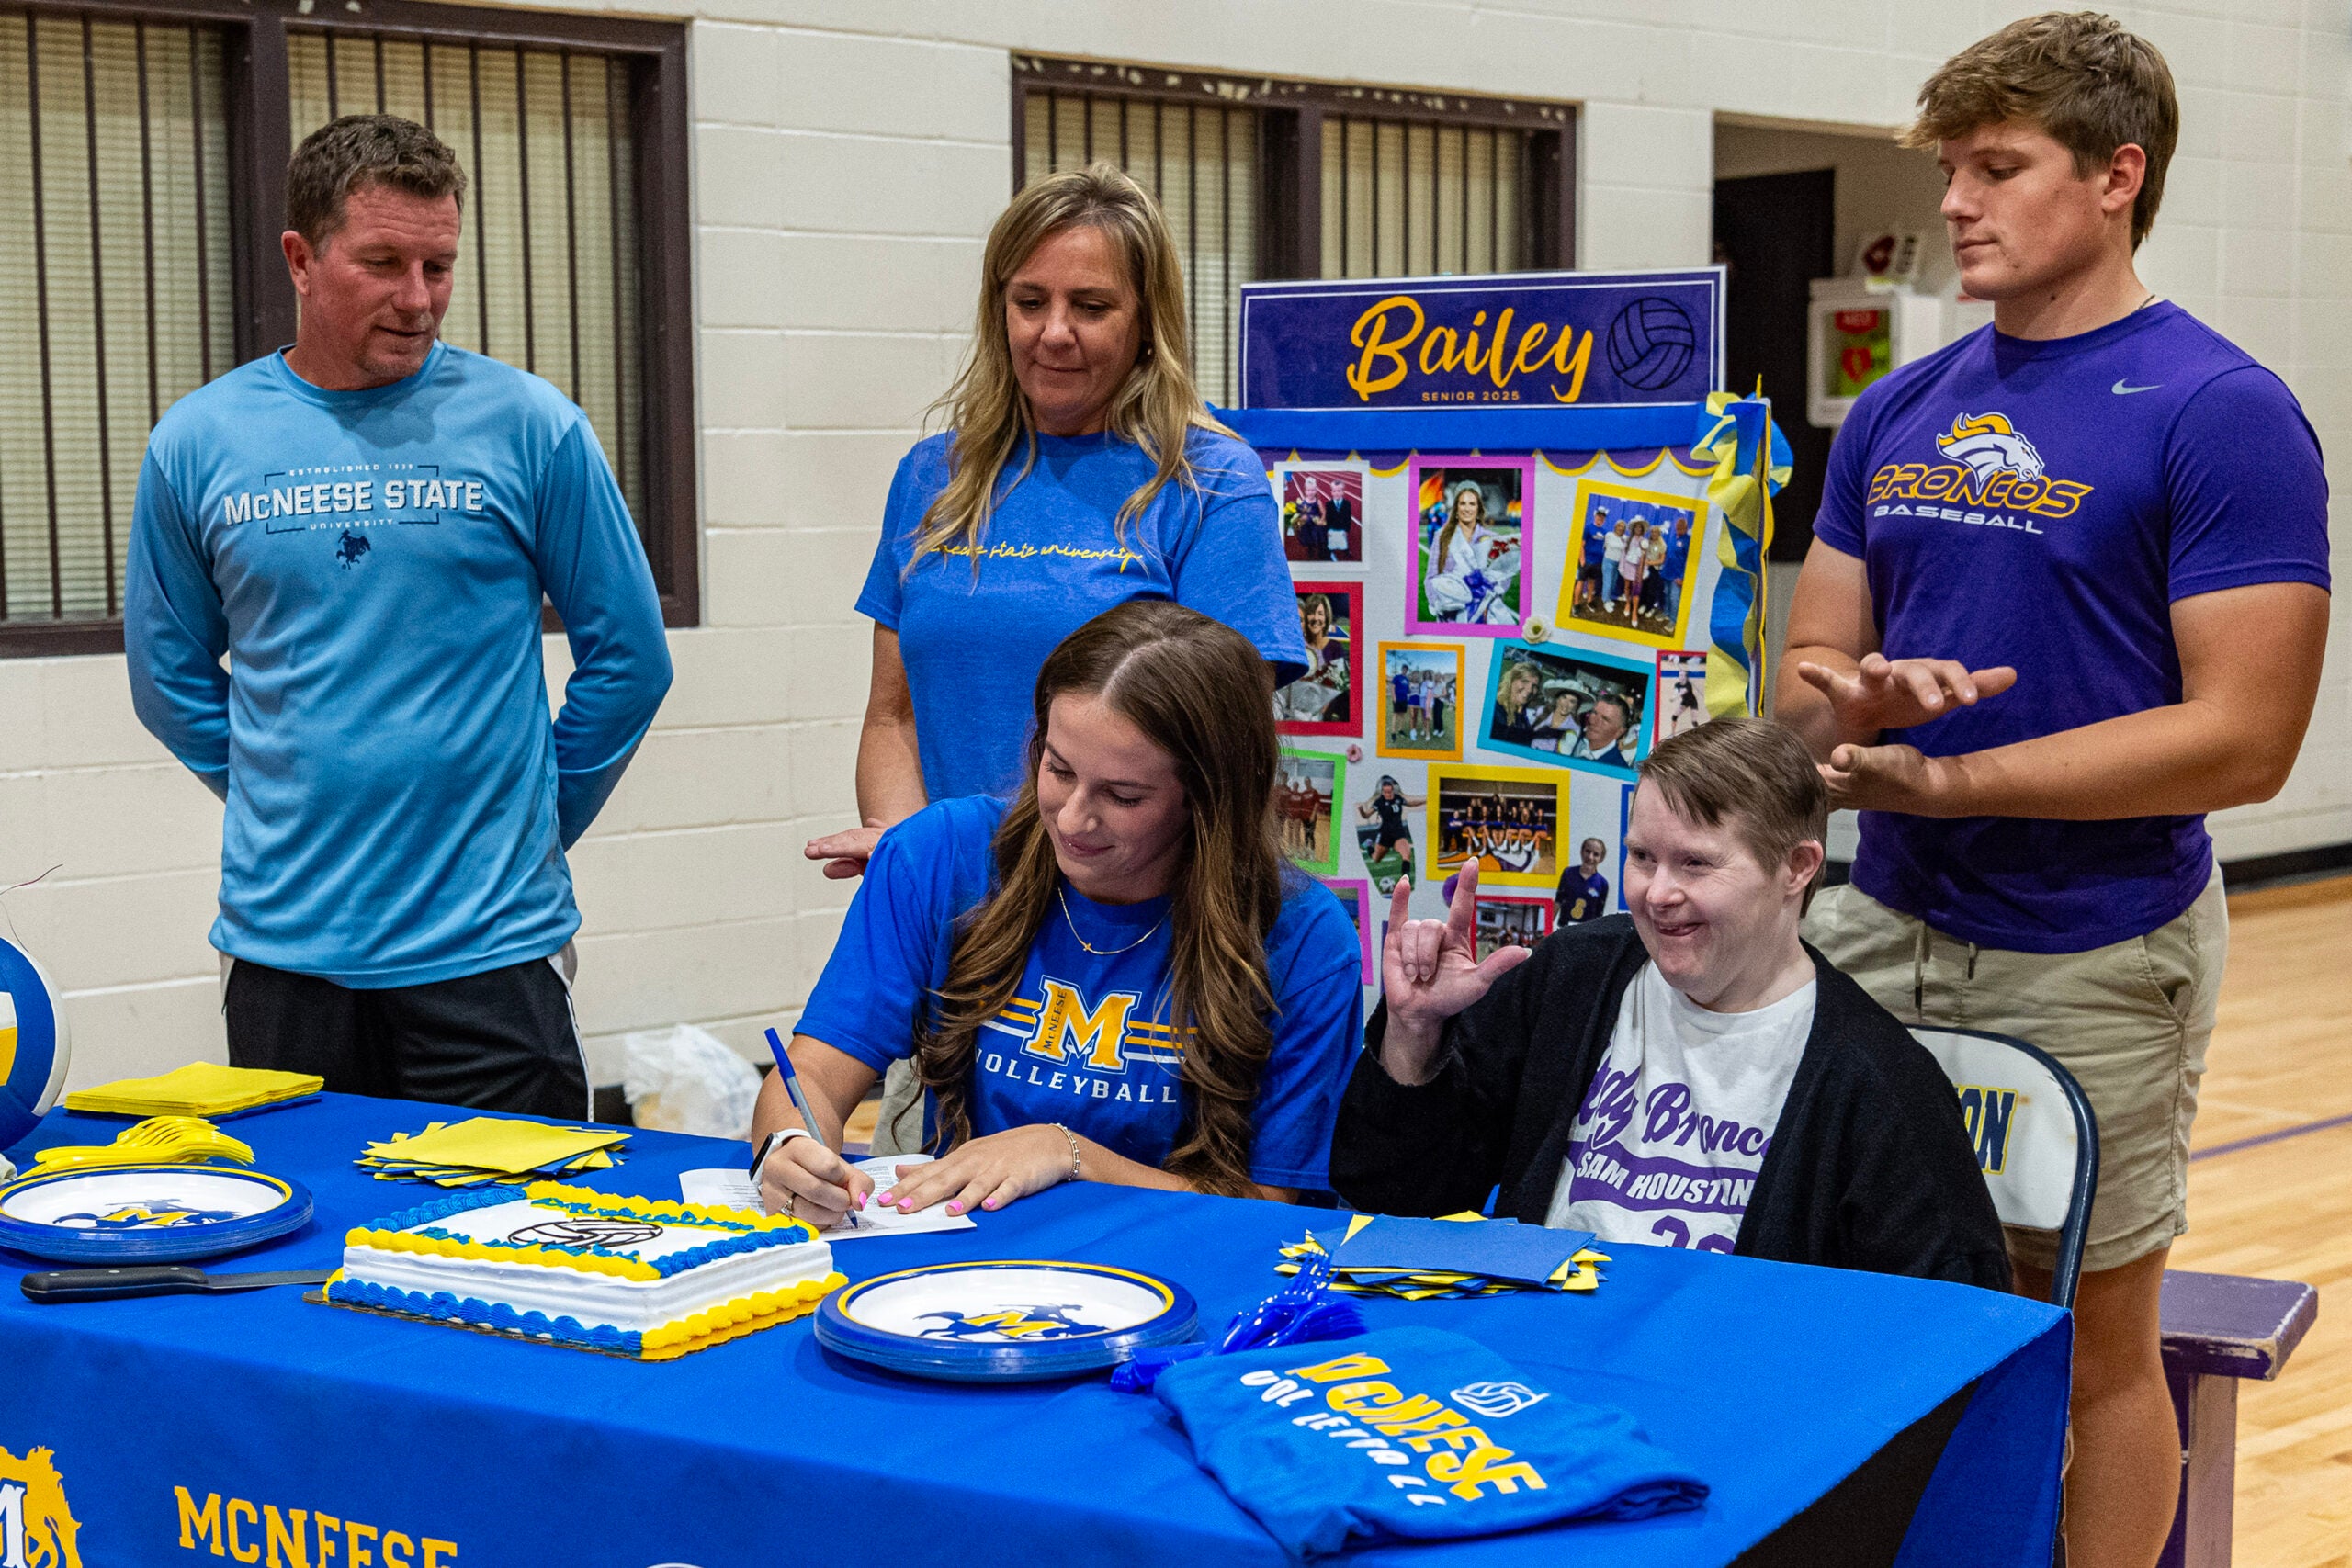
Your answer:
[287,114,466,245]
[1636,718,1827,906]
[1903,12,2177,248]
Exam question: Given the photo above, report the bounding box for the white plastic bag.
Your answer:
[620,1023,762,1141]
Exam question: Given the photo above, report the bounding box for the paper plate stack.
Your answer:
[1278,1213,1607,1301]
[356,1118,630,1187]
[64,1062,322,1120]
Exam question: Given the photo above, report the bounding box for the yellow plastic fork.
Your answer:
[29,1116,256,1172]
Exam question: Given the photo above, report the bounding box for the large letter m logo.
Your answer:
[1024,981,1140,1072]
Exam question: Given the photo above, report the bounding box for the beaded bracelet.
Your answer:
[1051,1122,1082,1183]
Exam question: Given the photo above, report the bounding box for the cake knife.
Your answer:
[19,1265,334,1303]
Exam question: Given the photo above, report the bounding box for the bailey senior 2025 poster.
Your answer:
[1242,268,1764,1006]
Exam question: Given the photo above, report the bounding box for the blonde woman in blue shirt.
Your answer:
[808,164,1305,882]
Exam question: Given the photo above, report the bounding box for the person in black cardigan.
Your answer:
[1332,718,2008,1290]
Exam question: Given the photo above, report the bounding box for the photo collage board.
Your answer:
[1270,447,1721,996]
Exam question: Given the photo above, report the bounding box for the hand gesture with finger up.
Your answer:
[1377,862,1532,1086]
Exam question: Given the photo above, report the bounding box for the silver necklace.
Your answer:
[1057,886,1167,956]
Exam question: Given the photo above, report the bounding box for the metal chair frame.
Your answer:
[1914,1026,2101,1310]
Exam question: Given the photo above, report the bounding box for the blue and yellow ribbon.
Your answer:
[1692,393,1792,718]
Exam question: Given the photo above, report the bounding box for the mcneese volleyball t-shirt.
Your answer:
[1815,304,2330,953]
[797,796,1363,1188]
[859,429,1307,803]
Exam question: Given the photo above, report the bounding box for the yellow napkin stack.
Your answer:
[356,1117,630,1187]
[63,1062,324,1118]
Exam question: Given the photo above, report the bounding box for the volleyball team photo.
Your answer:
[1430,771,1562,886]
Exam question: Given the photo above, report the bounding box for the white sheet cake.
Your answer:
[323,1181,842,1359]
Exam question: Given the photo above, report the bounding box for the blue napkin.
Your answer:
[1330,1216,1598,1287]
[1155,1326,1706,1556]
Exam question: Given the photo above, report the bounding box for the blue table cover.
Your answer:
[0,1095,2068,1567]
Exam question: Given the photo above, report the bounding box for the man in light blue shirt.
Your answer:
[125,115,672,1116]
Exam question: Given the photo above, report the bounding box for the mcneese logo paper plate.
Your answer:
[816,1259,1197,1382]
[0,1164,313,1264]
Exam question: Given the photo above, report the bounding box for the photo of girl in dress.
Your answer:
[1478,639,1655,782]
[1274,582,1360,736]
[1352,774,1425,897]
[1561,479,1708,649]
[1376,641,1464,761]
[1277,749,1345,875]
[1408,457,1532,636]
[1653,649,1709,746]
[1429,768,1561,888]
[1280,467,1364,564]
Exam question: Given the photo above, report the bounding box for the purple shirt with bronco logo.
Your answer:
[1815,303,2329,953]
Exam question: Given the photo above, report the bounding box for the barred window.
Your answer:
[0,9,233,626]
[0,0,693,656]
[1014,58,1574,412]
[1322,117,1526,279]
[285,30,644,528]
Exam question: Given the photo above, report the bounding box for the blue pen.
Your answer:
[764,1027,859,1226]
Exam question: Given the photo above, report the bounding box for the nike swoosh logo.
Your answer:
[2112,379,2161,394]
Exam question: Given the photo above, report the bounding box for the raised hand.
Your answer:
[1378,863,1532,1085]
[1795,652,2016,741]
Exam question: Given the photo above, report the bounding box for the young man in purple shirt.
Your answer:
[1779,17,2329,1568]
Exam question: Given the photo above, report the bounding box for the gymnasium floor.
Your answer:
[2172,875,2352,1567]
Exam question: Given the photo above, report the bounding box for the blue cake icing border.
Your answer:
[325,1276,642,1355]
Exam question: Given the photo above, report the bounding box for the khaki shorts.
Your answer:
[1804,869,2226,1275]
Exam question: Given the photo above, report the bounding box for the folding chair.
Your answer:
[1910,1027,2100,1309]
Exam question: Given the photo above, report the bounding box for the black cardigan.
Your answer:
[1330,917,2011,1291]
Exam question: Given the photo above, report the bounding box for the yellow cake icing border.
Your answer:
[638,1271,847,1359]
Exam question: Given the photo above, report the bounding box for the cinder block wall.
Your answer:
[5,0,2345,1089]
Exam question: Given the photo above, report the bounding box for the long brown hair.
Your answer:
[1432,483,1486,576]
[908,601,1285,1195]
[913,164,1233,570]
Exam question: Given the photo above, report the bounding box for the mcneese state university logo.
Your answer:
[1864,412,2096,534]
[0,1447,78,1568]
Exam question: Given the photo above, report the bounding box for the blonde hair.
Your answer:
[1903,12,2178,248]
[913,164,1231,570]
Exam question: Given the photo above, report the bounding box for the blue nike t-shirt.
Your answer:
[797,796,1363,1188]
[1815,303,2330,952]
[859,428,1308,803]
[125,343,673,987]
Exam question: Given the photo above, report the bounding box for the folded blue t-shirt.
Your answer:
[1155,1326,1706,1556]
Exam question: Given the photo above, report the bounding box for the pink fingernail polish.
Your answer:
[946,1201,963,1214]
[983,1198,999,1210]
